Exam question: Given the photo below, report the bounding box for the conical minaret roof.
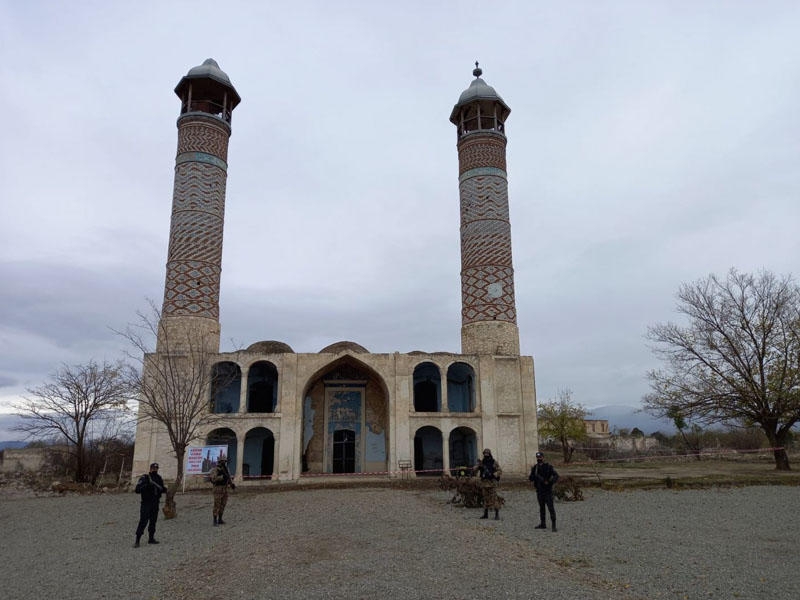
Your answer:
[449,62,510,124]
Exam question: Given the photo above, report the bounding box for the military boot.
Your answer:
[494,509,500,520]
[148,537,159,544]
[480,509,489,519]
[213,516,218,526]
[218,512,225,525]
[551,519,557,533]
[134,535,141,548]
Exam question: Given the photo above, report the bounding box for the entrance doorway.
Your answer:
[332,429,355,473]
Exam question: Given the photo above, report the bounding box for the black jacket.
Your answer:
[135,472,165,503]
[529,462,559,492]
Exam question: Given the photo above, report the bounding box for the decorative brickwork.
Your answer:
[177,117,231,161]
[457,134,506,175]
[161,114,230,333]
[457,131,520,355]
[461,266,516,322]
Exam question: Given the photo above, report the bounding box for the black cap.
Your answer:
[535,452,544,459]
[150,462,159,469]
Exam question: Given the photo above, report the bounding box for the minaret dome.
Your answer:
[450,62,511,139]
[174,58,241,124]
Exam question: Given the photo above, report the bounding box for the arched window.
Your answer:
[247,361,278,413]
[211,362,241,414]
[413,362,441,412]
[447,362,475,413]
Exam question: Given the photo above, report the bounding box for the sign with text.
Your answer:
[185,445,229,475]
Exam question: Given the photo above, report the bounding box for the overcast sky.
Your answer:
[1,1,798,432]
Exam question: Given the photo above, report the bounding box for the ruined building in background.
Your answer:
[132,60,538,482]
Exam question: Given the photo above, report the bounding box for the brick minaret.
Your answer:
[158,59,241,353]
[450,63,520,356]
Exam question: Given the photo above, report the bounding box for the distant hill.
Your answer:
[0,414,24,443]
[0,440,27,451]
[586,405,676,435]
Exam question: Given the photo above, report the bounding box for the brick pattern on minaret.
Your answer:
[162,115,230,320]
[457,133,519,354]
[451,66,521,356]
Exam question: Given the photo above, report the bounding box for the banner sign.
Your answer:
[185,445,229,475]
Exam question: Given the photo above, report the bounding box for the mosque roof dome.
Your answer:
[319,341,370,354]
[246,340,295,354]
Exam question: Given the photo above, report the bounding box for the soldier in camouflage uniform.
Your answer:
[211,457,236,526]
[474,448,503,520]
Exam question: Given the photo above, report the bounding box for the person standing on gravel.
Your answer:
[474,448,503,520]
[529,451,559,532]
[211,457,236,526]
[134,462,165,547]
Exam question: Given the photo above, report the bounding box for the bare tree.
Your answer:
[644,269,800,470]
[666,407,704,460]
[118,303,230,518]
[537,389,587,463]
[14,361,134,482]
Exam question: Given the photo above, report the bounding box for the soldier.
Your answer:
[529,451,559,532]
[211,457,236,525]
[474,448,503,520]
[134,462,165,547]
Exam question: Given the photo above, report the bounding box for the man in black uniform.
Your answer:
[134,462,165,547]
[529,451,559,532]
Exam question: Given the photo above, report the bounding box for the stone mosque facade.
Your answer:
[132,59,539,483]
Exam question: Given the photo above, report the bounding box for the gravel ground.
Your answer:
[1,483,798,599]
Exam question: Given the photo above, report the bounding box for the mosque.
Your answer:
[132,59,539,483]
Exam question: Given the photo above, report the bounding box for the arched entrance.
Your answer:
[449,427,477,474]
[301,356,389,476]
[243,427,275,479]
[414,426,443,476]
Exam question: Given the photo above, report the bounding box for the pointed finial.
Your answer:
[473,61,482,78]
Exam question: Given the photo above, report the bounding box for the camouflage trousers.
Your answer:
[213,485,228,517]
[480,479,504,509]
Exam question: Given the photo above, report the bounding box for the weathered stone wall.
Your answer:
[0,448,47,473]
[132,350,538,482]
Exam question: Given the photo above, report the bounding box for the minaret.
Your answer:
[158,59,241,353]
[450,63,520,355]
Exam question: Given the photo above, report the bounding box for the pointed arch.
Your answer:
[300,354,389,476]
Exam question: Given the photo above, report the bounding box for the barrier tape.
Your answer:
[300,467,450,478]
[564,446,784,467]
[288,447,784,478]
